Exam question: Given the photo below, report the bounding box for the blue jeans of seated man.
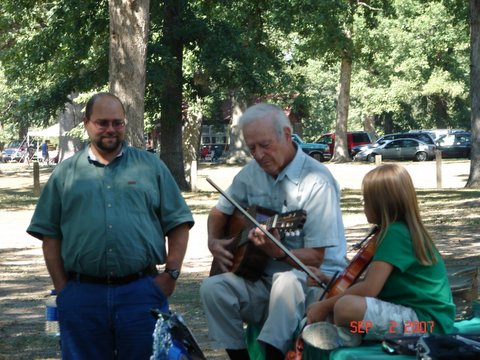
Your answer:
[56,276,168,360]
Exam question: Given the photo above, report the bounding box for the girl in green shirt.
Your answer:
[301,163,455,350]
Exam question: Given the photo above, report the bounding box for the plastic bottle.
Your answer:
[45,289,60,337]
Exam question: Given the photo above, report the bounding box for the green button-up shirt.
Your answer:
[27,144,194,277]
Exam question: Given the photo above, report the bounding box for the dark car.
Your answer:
[292,133,331,162]
[353,138,436,162]
[379,131,435,145]
[350,131,436,157]
[316,131,377,156]
[435,131,471,159]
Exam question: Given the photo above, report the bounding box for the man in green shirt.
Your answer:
[27,92,194,360]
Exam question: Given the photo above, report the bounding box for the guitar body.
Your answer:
[209,206,306,282]
[229,207,277,281]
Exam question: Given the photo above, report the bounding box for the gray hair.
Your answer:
[238,103,292,140]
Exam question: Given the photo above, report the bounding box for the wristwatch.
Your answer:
[164,268,180,280]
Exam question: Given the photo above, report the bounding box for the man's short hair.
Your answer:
[84,92,125,120]
[238,103,292,140]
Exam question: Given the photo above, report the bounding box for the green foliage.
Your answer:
[292,59,339,136]
[0,0,109,129]
[0,0,474,145]
[350,0,470,130]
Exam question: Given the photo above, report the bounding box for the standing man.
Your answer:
[40,140,49,165]
[200,103,347,360]
[27,92,194,360]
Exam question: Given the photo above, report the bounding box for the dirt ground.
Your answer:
[0,159,478,360]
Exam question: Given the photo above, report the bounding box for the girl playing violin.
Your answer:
[302,163,455,350]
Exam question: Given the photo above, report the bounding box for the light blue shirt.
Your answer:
[216,146,347,275]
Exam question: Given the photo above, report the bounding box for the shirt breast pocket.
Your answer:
[118,181,159,214]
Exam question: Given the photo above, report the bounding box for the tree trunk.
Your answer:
[183,99,203,190]
[363,114,376,134]
[433,95,448,129]
[109,0,150,148]
[159,0,189,190]
[384,113,394,134]
[58,94,84,162]
[332,55,352,162]
[467,0,480,187]
[225,94,249,165]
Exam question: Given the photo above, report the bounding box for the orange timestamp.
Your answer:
[349,320,435,334]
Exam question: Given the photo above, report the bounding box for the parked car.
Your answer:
[411,129,465,141]
[199,144,224,162]
[2,148,25,162]
[435,131,471,159]
[292,133,331,162]
[350,139,390,157]
[316,131,377,156]
[380,131,436,145]
[353,138,436,162]
[1,140,27,162]
[1,139,38,163]
[350,131,436,157]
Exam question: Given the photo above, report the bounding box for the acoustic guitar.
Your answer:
[209,205,307,282]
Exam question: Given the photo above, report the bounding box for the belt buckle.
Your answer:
[106,274,124,285]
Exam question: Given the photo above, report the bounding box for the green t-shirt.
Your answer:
[27,145,194,277]
[373,222,455,334]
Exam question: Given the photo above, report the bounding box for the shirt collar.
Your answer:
[275,145,304,185]
[87,144,124,164]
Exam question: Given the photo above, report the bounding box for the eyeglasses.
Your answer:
[91,119,126,130]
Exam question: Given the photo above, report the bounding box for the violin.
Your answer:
[320,225,379,300]
[285,226,379,360]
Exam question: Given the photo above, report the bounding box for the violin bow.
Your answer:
[206,177,326,289]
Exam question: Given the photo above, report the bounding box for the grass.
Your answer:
[1,169,479,359]
[0,189,38,210]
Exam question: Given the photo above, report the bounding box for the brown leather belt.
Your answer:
[68,265,158,285]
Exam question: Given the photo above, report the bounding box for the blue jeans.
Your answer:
[57,276,168,360]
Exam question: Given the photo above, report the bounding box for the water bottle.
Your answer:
[45,289,60,337]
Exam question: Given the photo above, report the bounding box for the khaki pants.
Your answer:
[200,269,323,353]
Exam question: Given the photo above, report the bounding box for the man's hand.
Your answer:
[248,226,285,259]
[153,272,177,297]
[306,300,332,324]
[306,266,331,287]
[209,237,236,272]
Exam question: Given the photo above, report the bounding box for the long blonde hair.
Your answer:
[362,164,437,265]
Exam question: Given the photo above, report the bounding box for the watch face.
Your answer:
[166,269,180,280]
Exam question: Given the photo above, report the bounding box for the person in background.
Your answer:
[302,163,455,350]
[40,140,49,165]
[27,92,194,360]
[200,103,347,360]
